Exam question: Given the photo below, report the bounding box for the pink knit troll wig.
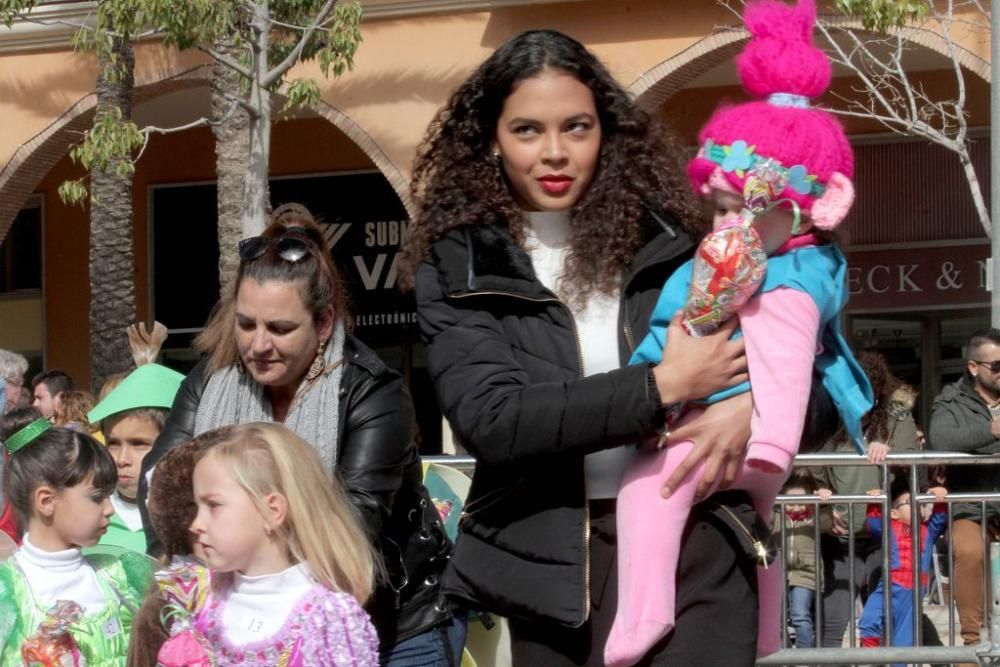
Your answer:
[687,0,855,229]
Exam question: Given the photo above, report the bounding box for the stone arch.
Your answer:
[0,62,410,242]
[629,15,990,112]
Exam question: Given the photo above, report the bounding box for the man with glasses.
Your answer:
[929,328,1000,661]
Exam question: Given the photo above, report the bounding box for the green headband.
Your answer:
[5,418,52,455]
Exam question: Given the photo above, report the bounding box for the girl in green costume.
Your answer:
[0,421,151,666]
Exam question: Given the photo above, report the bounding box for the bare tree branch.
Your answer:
[199,45,254,80]
[13,13,89,31]
[134,99,244,162]
[219,89,260,118]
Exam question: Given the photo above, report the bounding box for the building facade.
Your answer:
[0,0,990,447]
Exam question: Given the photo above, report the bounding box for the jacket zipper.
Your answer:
[449,286,591,626]
[623,320,635,356]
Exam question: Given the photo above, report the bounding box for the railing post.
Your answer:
[990,542,1000,653]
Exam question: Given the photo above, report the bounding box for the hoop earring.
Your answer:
[307,339,327,381]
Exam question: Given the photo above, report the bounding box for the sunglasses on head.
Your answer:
[238,232,312,263]
[973,360,1000,373]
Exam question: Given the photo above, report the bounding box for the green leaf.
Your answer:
[0,0,41,28]
[318,0,363,78]
[67,108,144,175]
[834,0,929,32]
[282,77,321,114]
[57,179,90,207]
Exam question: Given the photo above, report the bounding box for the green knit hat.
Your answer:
[88,364,184,424]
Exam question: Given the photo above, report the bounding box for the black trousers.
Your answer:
[509,495,759,666]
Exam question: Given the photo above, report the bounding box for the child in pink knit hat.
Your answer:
[605,1,873,665]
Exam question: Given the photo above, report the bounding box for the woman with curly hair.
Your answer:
[400,29,771,665]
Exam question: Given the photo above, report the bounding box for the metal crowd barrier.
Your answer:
[423,452,1000,666]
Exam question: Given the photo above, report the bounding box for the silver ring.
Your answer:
[657,430,671,450]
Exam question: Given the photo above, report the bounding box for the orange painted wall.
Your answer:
[664,68,991,144]
[0,0,989,186]
[2,0,989,387]
[35,115,375,387]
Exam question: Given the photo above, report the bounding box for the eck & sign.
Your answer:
[843,243,989,312]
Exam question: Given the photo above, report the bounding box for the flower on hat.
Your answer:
[786,164,816,195]
[722,140,755,176]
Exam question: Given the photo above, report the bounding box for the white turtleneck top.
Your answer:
[14,533,108,614]
[223,562,316,645]
[109,490,144,532]
[524,210,635,499]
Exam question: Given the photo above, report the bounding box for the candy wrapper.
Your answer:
[156,558,210,613]
[743,157,788,218]
[682,218,767,337]
[20,600,87,667]
[156,558,215,667]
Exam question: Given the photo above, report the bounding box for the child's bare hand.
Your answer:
[866,441,889,464]
[817,488,833,501]
[866,488,882,497]
[830,510,848,536]
[928,486,948,501]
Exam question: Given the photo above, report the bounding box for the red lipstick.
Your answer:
[538,175,573,194]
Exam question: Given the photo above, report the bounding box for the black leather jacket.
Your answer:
[139,335,454,648]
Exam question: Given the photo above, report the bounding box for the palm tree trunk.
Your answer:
[89,36,137,391]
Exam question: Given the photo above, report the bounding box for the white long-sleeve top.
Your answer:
[14,533,107,614]
[222,562,316,645]
[524,210,635,499]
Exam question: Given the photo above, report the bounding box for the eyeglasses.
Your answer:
[972,360,1000,373]
[238,233,311,263]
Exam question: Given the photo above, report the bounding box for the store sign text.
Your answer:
[327,220,410,291]
[844,244,989,311]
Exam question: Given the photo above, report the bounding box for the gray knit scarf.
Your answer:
[194,320,346,472]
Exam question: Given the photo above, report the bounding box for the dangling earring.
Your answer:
[307,339,327,381]
[236,357,246,376]
[492,149,501,162]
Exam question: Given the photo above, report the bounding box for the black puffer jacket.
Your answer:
[139,335,453,648]
[415,218,694,627]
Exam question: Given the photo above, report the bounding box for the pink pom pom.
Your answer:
[738,0,831,99]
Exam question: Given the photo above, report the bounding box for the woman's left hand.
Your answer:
[866,441,890,464]
[660,392,753,501]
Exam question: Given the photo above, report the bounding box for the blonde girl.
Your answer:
[186,422,379,666]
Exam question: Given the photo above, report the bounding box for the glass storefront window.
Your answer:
[848,309,990,428]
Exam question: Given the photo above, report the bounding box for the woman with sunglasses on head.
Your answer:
[139,203,463,667]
